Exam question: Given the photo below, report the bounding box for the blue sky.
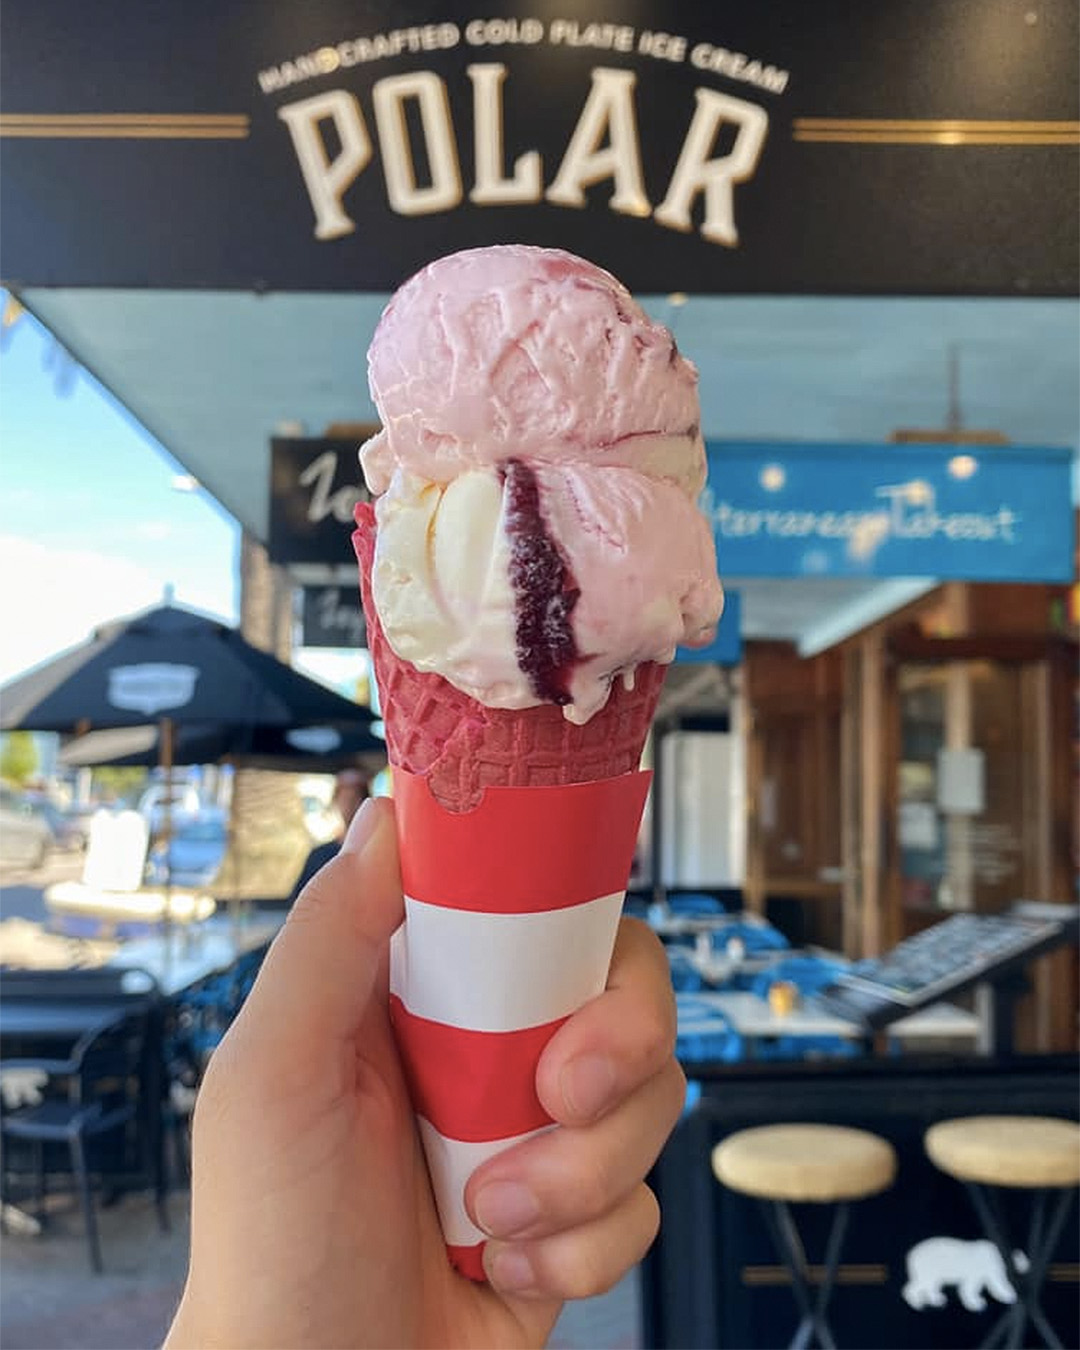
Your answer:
[0,298,241,682]
[0,297,369,702]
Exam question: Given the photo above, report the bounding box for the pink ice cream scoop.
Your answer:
[361,245,723,725]
[361,245,705,494]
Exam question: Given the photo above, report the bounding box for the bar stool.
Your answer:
[712,1123,897,1349]
[924,1115,1080,1349]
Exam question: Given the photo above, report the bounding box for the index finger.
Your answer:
[534,916,677,1127]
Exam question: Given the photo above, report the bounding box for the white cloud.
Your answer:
[0,534,234,684]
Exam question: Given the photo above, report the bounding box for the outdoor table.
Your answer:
[679,991,979,1056]
[45,881,217,930]
[686,949,790,987]
[650,912,760,940]
[109,914,284,997]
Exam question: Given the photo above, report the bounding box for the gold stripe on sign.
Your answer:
[1,128,251,139]
[742,1264,888,1286]
[0,113,249,139]
[794,118,1079,146]
[796,131,1078,145]
[796,119,1080,131]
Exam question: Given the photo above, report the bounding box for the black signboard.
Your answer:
[1,1,1076,296]
[301,585,367,649]
[268,436,368,566]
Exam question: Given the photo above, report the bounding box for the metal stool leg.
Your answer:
[966,1181,1074,1350]
[762,1201,816,1350]
[761,1200,846,1350]
[812,1202,850,1342]
[1025,1189,1074,1350]
[982,1305,1021,1350]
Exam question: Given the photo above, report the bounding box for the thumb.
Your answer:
[236,797,403,1064]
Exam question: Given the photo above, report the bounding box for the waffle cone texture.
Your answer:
[353,503,665,811]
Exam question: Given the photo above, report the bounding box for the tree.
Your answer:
[0,732,38,786]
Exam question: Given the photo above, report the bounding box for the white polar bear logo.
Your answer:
[903,1238,1029,1313]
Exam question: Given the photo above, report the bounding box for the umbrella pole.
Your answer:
[161,717,175,956]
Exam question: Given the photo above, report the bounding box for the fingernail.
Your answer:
[561,1054,617,1121]
[474,1181,540,1238]
[341,798,381,855]
[487,1245,537,1294]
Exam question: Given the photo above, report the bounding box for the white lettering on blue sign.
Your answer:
[702,479,1021,564]
[875,482,1018,543]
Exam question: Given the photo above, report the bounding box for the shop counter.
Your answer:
[643,1054,1079,1349]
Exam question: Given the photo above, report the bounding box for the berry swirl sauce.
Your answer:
[501,459,580,706]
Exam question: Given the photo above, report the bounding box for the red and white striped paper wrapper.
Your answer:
[389,767,651,1281]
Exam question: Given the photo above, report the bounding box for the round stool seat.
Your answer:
[712,1124,897,1203]
[926,1116,1080,1189]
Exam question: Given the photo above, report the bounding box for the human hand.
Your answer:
[165,797,685,1349]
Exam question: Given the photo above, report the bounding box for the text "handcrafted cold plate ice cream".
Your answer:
[360,245,723,727]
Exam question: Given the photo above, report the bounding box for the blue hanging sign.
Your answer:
[703,443,1075,582]
[677,590,741,665]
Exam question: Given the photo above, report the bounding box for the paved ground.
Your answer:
[0,1186,641,1349]
[1,1192,188,1350]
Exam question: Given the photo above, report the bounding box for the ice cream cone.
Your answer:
[349,245,721,1282]
[354,503,665,811]
[354,504,660,1279]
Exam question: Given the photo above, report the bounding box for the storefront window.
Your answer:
[898,660,1044,915]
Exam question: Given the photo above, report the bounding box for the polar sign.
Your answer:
[1,0,1076,294]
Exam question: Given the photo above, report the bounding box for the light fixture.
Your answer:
[948,453,978,480]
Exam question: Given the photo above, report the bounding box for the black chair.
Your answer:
[0,1006,168,1271]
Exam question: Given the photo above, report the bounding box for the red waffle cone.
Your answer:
[353,503,665,810]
